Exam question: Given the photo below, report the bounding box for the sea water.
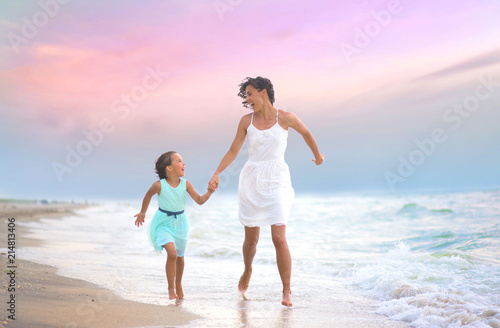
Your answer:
[15,189,500,327]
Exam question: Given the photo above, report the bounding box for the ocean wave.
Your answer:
[404,224,500,265]
[188,245,240,258]
[397,202,454,217]
[348,242,500,327]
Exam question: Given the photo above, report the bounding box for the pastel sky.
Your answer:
[1,0,500,201]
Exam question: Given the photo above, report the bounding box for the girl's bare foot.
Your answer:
[238,268,252,293]
[168,287,178,300]
[176,284,184,299]
[281,290,292,307]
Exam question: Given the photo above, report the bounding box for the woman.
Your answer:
[209,76,324,306]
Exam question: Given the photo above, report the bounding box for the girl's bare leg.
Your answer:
[176,256,185,299]
[163,243,178,299]
[239,226,260,293]
[271,225,292,306]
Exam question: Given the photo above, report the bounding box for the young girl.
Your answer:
[134,151,214,300]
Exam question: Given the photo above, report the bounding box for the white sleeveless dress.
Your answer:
[239,110,295,227]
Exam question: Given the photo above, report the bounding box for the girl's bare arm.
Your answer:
[186,180,213,205]
[134,181,161,227]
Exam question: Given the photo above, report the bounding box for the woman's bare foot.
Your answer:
[281,290,292,307]
[238,268,252,293]
[168,287,178,300]
[176,284,184,299]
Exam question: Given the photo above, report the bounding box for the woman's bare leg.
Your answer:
[239,226,260,293]
[271,225,292,306]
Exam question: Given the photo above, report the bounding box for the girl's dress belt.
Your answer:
[158,208,184,219]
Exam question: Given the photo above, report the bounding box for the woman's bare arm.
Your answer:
[210,114,251,189]
[282,110,324,165]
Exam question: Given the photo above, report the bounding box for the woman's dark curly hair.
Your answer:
[238,76,275,108]
[155,151,177,180]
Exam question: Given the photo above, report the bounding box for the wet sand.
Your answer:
[0,201,199,328]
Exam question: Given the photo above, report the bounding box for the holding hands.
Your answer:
[208,179,218,193]
[209,174,219,192]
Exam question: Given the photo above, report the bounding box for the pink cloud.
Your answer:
[2,0,499,144]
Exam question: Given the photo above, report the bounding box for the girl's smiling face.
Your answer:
[167,153,185,177]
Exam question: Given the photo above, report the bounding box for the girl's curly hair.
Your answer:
[155,151,177,180]
[237,76,275,108]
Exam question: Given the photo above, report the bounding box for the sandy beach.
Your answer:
[0,201,199,328]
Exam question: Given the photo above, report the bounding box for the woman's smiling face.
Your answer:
[245,85,265,111]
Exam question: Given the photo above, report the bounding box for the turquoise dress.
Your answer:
[147,178,189,256]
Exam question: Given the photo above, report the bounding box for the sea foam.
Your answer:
[349,242,500,327]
